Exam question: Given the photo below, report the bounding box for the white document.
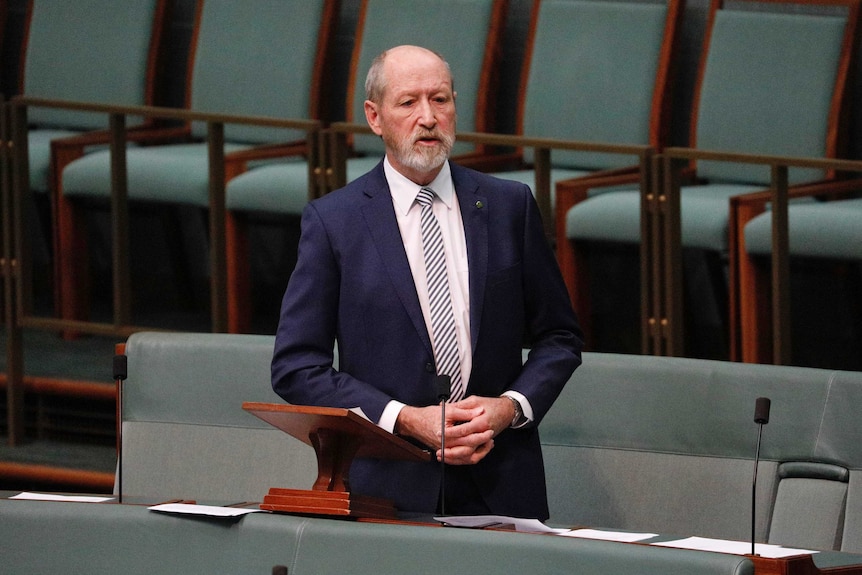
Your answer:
[148,503,265,518]
[435,515,570,534]
[10,492,114,503]
[561,528,659,543]
[651,536,818,558]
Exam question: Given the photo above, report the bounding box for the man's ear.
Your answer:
[365,100,383,136]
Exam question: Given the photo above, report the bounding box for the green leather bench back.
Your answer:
[121,333,862,552]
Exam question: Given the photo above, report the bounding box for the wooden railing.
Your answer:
[661,147,862,363]
[6,101,860,444]
[2,96,322,444]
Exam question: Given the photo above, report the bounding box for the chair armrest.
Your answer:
[224,139,310,163]
[223,139,312,180]
[554,167,641,247]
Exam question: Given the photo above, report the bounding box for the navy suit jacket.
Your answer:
[271,161,583,519]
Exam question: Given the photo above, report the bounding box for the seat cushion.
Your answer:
[62,142,250,206]
[225,160,312,214]
[744,197,862,260]
[566,183,759,250]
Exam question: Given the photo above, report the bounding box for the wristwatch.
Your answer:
[505,395,525,428]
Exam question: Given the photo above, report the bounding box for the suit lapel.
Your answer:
[360,164,434,356]
[452,164,488,353]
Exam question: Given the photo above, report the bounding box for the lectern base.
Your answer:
[261,487,397,520]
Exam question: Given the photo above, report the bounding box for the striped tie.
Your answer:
[416,187,464,402]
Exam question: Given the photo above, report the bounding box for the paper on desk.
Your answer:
[148,503,264,518]
[10,492,114,503]
[561,528,659,542]
[651,536,818,558]
[435,515,570,533]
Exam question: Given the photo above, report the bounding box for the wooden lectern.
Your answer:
[242,402,432,520]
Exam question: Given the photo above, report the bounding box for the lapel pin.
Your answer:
[475,200,484,209]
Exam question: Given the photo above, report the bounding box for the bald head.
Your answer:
[365,45,452,104]
[362,45,457,184]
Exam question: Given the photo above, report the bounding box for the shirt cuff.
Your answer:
[502,390,533,428]
[378,400,407,434]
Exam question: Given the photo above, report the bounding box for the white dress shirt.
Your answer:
[377,158,471,432]
[376,157,532,433]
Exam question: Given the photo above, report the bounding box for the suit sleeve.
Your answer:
[509,185,584,425]
[270,202,394,421]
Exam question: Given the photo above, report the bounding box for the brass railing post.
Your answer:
[2,97,26,444]
[661,154,684,357]
[109,113,132,329]
[769,164,791,365]
[533,146,553,243]
[207,121,227,333]
[641,152,660,355]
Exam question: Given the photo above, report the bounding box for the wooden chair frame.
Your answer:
[728,159,862,365]
[4,96,322,443]
[547,0,685,352]
[51,0,341,336]
[639,0,860,358]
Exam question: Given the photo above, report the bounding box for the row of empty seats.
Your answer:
[2,0,861,370]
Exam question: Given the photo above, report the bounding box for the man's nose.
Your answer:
[417,99,436,126]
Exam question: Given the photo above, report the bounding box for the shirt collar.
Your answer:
[384,156,455,216]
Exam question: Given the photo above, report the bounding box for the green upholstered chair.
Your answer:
[734,193,862,365]
[55,0,340,330]
[559,0,859,355]
[491,0,682,220]
[481,0,684,349]
[222,0,508,333]
[20,0,171,195]
[120,331,317,502]
[767,462,850,551]
[15,0,172,305]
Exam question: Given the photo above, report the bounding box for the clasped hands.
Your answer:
[394,395,515,465]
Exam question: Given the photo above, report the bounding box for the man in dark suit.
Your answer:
[271,45,583,520]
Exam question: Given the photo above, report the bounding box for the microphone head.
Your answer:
[436,375,451,401]
[113,354,128,381]
[754,397,771,424]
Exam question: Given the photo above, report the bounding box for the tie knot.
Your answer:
[416,187,436,208]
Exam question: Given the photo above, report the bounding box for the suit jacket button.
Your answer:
[425,363,434,373]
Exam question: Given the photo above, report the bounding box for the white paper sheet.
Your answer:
[651,536,818,558]
[434,514,570,533]
[148,503,264,518]
[10,492,114,503]
[561,528,659,542]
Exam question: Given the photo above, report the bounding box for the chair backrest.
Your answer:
[691,0,860,185]
[121,332,317,502]
[346,0,507,158]
[519,0,684,171]
[767,462,850,550]
[20,0,171,130]
[187,0,340,145]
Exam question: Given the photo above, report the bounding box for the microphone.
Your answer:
[751,397,771,555]
[436,375,451,516]
[113,354,128,503]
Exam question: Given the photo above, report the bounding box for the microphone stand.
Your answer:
[436,375,451,516]
[751,397,771,556]
[113,354,128,503]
